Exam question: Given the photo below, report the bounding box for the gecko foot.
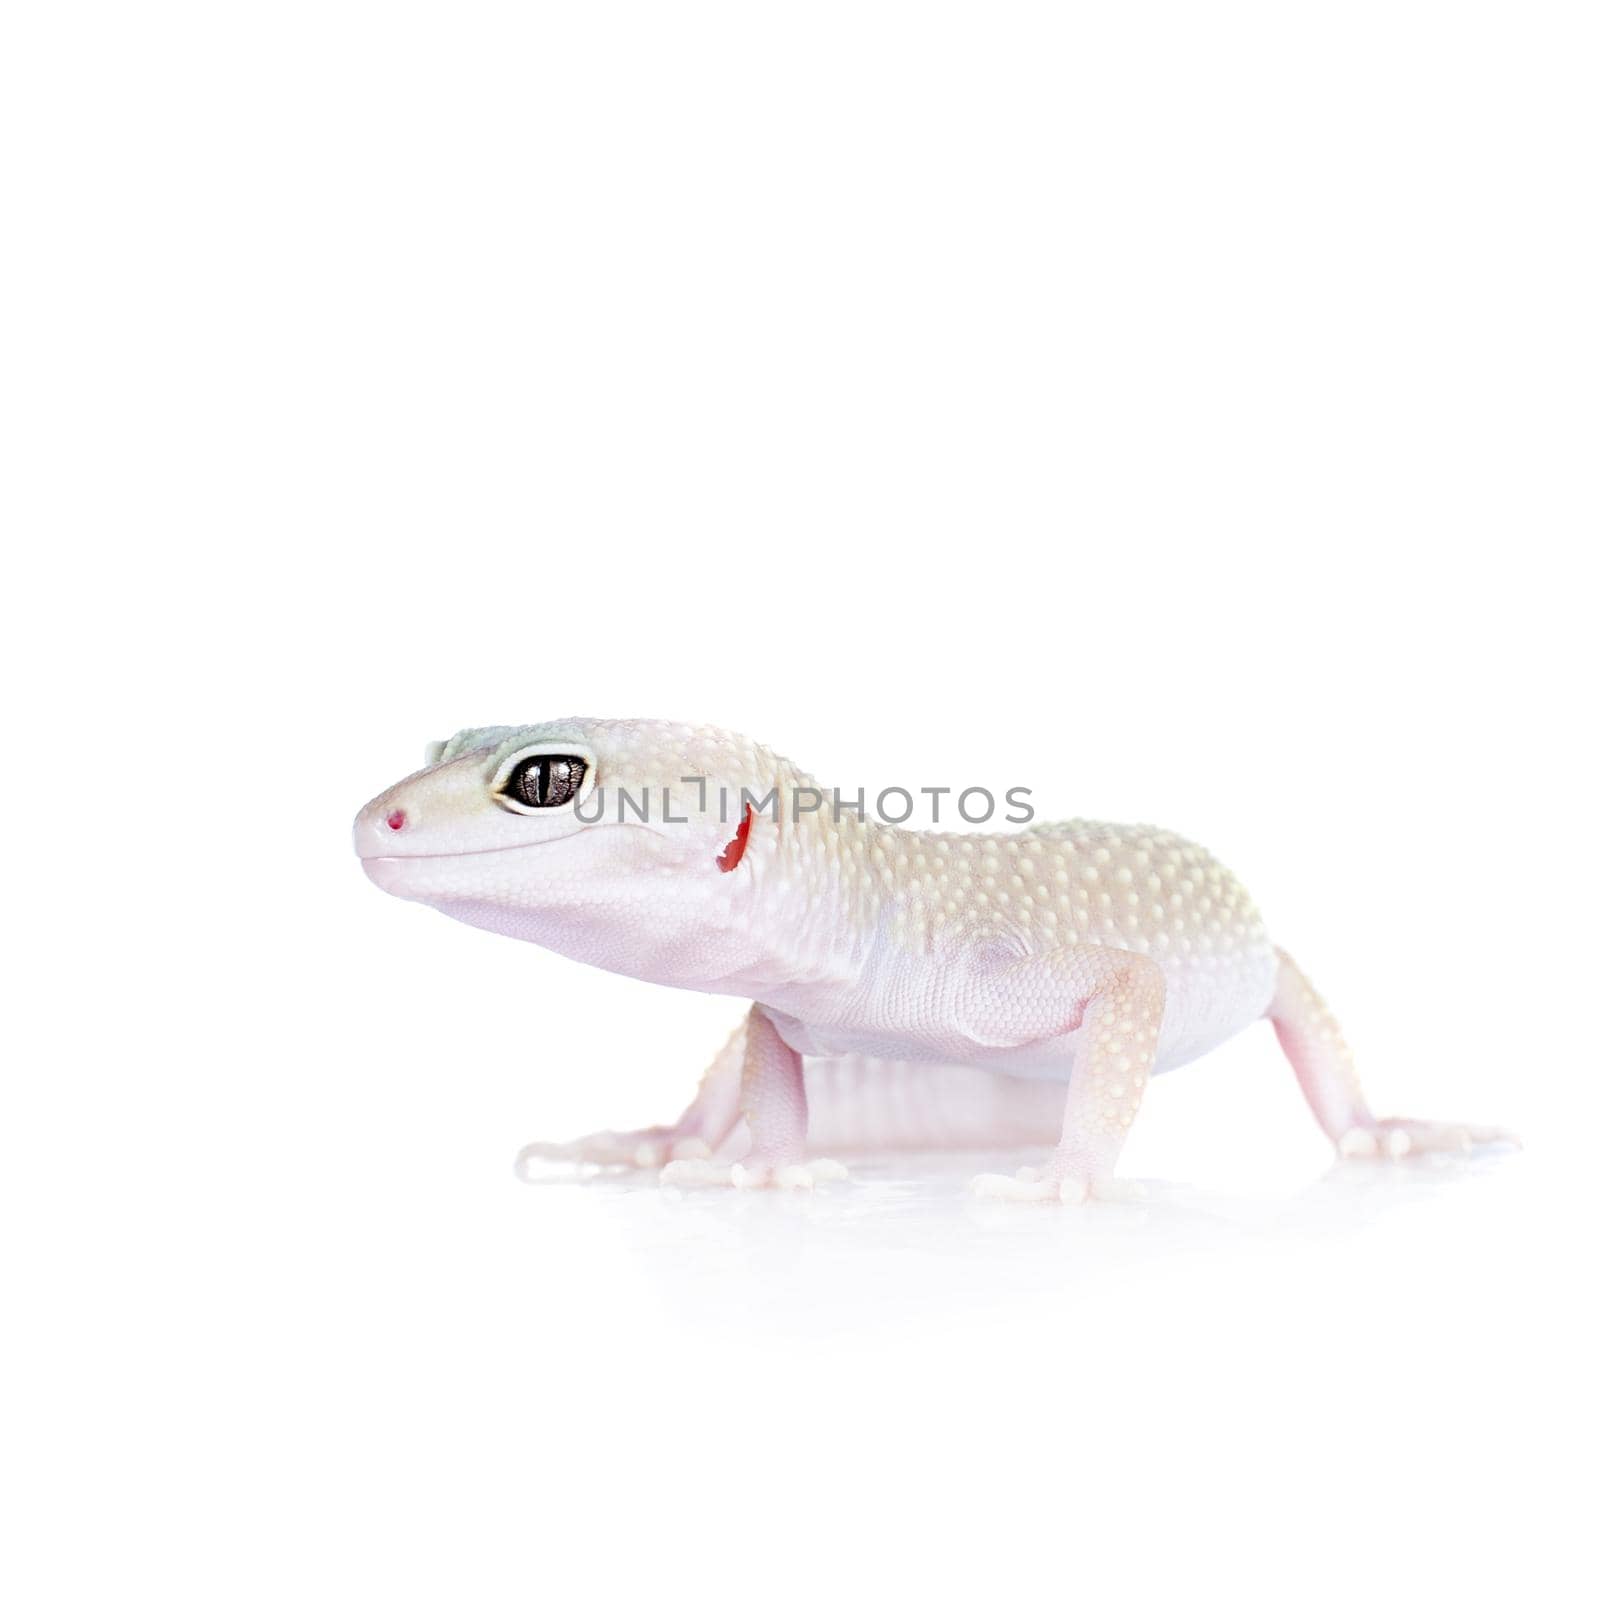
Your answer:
[516,1128,714,1177]
[1336,1118,1521,1160]
[659,1157,848,1191]
[970,1166,1146,1205]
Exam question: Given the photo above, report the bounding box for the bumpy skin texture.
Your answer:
[355,719,1512,1200]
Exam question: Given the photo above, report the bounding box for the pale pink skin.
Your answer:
[355,718,1514,1201]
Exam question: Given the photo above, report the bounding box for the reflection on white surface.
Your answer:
[518,1148,1528,1333]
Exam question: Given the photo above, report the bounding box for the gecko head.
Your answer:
[353,718,793,981]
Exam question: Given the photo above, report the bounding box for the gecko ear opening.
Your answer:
[716,803,754,872]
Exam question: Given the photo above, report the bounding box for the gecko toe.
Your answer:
[971,1170,1060,1202]
[972,1166,1136,1204]
[1339,1118,1521,1160]
[730,1158,848,1190]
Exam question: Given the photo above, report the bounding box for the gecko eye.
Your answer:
[497,753,589,811]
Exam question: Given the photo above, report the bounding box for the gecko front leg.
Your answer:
[970,950,1165,1203]
[660,1006,846,1191]
[516,1016,749,1174]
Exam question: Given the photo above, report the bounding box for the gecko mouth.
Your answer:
[356,818,672,890]
[358,839,556,864]
[356,825,632,866]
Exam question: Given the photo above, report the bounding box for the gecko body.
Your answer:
[355,718,1509,1199]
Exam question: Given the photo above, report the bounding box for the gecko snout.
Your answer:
[354,795,421,861]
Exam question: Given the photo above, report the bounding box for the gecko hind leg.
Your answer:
[516,1016,749,1176]
[1269,947,1517,1158]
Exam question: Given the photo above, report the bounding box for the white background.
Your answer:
[5,4,1596,1596]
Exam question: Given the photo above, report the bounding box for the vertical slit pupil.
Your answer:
[507,755,585,807]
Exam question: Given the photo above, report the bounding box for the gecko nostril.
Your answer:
[385,809,407,832]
